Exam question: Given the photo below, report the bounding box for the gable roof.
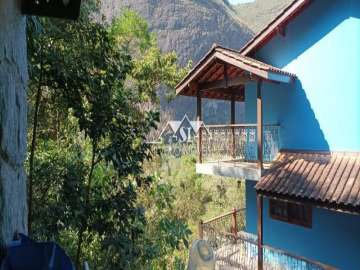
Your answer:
[175,45,296,100]
[256,150,360,214]
[240,0,312,56]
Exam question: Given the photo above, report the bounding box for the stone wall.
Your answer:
[0,0,28,244]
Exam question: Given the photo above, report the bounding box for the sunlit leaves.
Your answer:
[27,4,189,269]
[110,10,191,104]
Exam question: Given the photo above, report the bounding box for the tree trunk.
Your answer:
[28,49,44,236]
[75,143,97,269]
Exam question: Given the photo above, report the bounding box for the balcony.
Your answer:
[196,124,280,180]
[199,210,337,270]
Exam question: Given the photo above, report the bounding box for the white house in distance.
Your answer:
[158,114,208,144]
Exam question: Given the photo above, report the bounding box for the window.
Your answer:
[269,199,312,228]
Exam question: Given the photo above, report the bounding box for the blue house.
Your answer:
[176,1,360,269]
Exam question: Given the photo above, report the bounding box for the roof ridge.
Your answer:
[240,0,312,55]
[280,149,360,156]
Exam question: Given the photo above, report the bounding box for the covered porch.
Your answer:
[175,45,296,180]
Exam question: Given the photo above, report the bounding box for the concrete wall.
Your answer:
[245,0,360,152]
[244,1,360,269]
[0,0,28,244]
[246,181,360,270]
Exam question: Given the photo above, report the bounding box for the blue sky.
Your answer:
[228,0,255,4]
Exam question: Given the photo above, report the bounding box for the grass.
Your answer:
[146,151,246,238]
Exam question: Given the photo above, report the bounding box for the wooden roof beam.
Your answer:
[201,87,243,95]
[198,75,250,91]
[208,65,224,82]
[224,63,228,87]
[198,60,220,82]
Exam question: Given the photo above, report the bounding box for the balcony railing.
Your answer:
[199,212,337,270]
[199,124,280,163]
[199,208,246,245]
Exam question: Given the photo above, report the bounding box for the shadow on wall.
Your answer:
[246,79,330,151]
[275,0,360,152]
[253,0,360,151]
[258,0,360,68]
[279,80,329,151]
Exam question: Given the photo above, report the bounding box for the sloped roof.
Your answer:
[256,150,360,214]
[240,0,312,55]
[216,46,295,77]
[176,45,296,101]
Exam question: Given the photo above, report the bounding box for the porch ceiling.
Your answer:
[175,45,296,101]
[256,150,360,214]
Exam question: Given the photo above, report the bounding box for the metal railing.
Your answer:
[199,212,337,270]
[198,124,280,163]
[199,208,246,247]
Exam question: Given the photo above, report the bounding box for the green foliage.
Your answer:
[109,9,153,52]
[137,176,192,269]
[26,4,243,270]
[26,4,190,270]
[142,151,245,266]
[30,140,87,237]
[168,156,211,222]
[110,10,191,102]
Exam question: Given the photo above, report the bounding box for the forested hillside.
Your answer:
[101,0,290,122]
[101,0,252,123]
[233,0,292,33]
[102,0,252,65]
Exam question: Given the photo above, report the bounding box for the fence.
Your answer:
[200,124,280,163]
[199,210,337,270]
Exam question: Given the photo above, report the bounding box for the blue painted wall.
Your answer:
[245,0,360,152]
[244,1,360,269]
[246,180,360,270]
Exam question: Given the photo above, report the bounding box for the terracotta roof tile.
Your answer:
[256,151,360,213]
[215,47,296,77]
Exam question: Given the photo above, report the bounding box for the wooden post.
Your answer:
[224,63,229,87]
[231,208,238,238]
[257,80,263,170]
[231,95,236,159]
[257,194,264,270]
[198,220,204,239]
[196,87,203,163]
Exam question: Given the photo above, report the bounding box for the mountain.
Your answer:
[102,0,253,65]
[102,0,252,123]
[101,0,290,123]
[233,0,293,34]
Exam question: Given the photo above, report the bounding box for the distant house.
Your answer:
[158,114,207,144]
[176,1,360,269]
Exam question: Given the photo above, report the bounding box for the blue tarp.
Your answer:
[0,234,74,270]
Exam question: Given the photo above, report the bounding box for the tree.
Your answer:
[27,4,190,269]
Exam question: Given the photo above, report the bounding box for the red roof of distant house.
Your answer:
[240,0,312,56]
